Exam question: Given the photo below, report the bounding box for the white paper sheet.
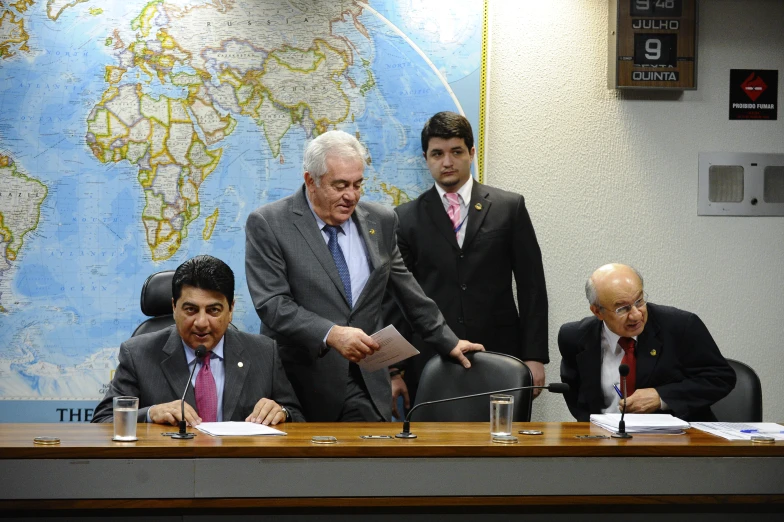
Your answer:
[691,422,784,441]
[194,421,287,436]
[356,325,420,373]
[590,413,690,434]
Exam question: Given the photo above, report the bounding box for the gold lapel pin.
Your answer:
[474,203,483,211]
[369,229,375,235]
[649,349,657,357]
[238,362,244,368]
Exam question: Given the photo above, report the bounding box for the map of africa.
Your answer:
[0,0,484,421]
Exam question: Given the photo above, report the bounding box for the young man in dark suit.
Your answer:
[387,112,549,414]
[558,263,735,422]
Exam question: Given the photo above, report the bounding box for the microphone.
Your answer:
[166,345,208,439]
[612,363,633,439]
[395,383,570,439]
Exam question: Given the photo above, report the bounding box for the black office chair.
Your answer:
[132,270,176,337]
[411,351,533,422]
[710,359,763,422]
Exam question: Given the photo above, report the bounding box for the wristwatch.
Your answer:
[280,406,291,422]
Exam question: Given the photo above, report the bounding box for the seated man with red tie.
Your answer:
[558,263,735,422]
[93,255,303,426]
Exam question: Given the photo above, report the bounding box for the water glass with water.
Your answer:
[113,396,139,441]
[490,394,514,436]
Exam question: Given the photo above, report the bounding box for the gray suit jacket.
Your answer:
[92,326,304,423]
[245,185,458,421]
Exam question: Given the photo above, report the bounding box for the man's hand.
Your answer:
[524,361,546,399]
[449,340,485,368]
[246,398,286,425]
[620,388,661,414]
[327,325,380,363]
[149,400,201,426]
[390,372,410,418]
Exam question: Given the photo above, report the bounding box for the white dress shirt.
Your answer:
[599,323,667,412]
[435,175,473,247]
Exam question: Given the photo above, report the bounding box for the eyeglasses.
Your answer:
[603,293,648,316]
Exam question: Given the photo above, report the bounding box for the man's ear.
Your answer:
[171,297,176,313]
[469,146,476,160]
[589,304,604,321]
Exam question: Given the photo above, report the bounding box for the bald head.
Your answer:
[585,264,643,306]
[586,264,648,337]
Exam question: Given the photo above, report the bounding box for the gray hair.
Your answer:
[303,130,366,185]
[585,265,644,306]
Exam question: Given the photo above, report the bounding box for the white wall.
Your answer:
[486,0,784,421]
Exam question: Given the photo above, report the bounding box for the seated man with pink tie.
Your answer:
[93,255,303,426]
[558,263,735,422]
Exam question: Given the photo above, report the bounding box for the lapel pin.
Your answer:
[238,362,244,368]
[474,203,482,211]
[649,349,657,357]
[368,229,375,235]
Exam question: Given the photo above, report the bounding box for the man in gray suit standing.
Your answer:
[245,130,484,422]
[93,255,303,425]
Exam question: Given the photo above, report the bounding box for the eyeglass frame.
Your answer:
[600,292,648,316]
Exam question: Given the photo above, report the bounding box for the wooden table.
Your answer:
[1,422,783,519]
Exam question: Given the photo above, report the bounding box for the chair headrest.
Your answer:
[140,270,175,317]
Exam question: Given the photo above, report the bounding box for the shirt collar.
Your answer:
[183,336,225,364]
[435,174,474,206]
[602,321,638,353]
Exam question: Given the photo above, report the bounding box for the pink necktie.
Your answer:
[445,193,461,239]
[195,355,218,422]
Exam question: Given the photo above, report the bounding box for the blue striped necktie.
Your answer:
[323,225,352,307]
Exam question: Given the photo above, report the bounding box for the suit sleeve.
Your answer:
[511,195,549,363]
[385,212,458,356]
[558,325,591,422]
[245,210,335,361]
[92,342,149,423]
[654,314,737,420]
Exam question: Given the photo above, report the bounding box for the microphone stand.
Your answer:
[164,345,207,439]
[396,383,569,439]
[612,368,633,439]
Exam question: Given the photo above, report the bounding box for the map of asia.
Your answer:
[0,0,484,421]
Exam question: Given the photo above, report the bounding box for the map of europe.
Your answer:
[0,0,484,421]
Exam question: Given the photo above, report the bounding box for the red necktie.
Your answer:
[618,337,637,396]
[195,355,218,422]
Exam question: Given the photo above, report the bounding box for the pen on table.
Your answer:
[612,383,623,399]
[740,429,784,434]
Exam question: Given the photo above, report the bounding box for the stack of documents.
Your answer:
[691,422,784,441]
[195,422,287,437]
[590,413,690,434]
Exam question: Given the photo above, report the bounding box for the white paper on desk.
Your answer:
[590,413,690,434]
[194,422,287,437]
[357,325,420,373]
[691,422,784,441]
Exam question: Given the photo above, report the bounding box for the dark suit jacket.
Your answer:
[558,303,736,422]
[387,182,548,400]
[245,186,459,422]
[92,326,304,423]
